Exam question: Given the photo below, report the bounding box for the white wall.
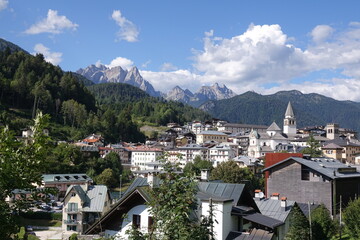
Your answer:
[108,204,152,239]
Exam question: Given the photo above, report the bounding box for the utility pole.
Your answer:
[308,201,312,240]
[119,174,122,199]
[339,195,342,240]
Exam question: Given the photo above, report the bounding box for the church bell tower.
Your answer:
[283,102,297,135]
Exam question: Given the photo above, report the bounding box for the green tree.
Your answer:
[184,156,213,177]
[300,135,322,157]
[0,112,51,239]
[147,159,214,240]
[95,168,117,188]
[285,203,310,240]
[310,204,335,240]
[343,197,360,239]
[210,160,254,185]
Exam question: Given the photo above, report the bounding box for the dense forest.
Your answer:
[0,44,211,144]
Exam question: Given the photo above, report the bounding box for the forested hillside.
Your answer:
[0,43,211,143]
[202,90,360,132]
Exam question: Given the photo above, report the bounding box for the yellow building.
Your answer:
[196,131,228,144]
[62,184,111,237]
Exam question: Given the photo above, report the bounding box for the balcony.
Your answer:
[64,219,78,225]
[64,208,82,213]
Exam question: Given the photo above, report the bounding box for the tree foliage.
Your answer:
[146,160,214,240]
[300,135,322,157]
[310,204,335,240]
[343,197,360,239]
[285,203,310,240]
[0,112,51,239]
[210,160,260,191]
[183,156,213,177]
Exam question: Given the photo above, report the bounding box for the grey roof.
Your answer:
[65,185,109,213]
[255,198,295,222]
[198,131,227,136]
[285,101,294,118]
[65,185,88,203]
[197,182,245,206]
[322,143,343,149]
[82,185,109,212]
[267,122,281,131]
[263,157,360,179]
[233,155,262,166]
[243,212,284,229]
[326,138,360,147]
[223,123,268,129]
[43,174,92,183]
[177,144,208,150]
[226,229,274,240]
[297,202,320,217]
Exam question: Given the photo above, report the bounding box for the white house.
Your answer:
[85,177,285,240]
[128,146,163,171]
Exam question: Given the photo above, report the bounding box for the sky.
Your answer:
[1,1,360,101]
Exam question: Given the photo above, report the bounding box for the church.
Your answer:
[247,102,298,158]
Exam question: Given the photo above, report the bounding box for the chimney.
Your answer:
[147,172,159,188]
[200,169,210,181]
[271,193,280,200]
[281,197,287,210]
[254,189,265,200]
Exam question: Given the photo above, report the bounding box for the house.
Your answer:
[128,145,163,171]
[254,191,295,240]
[217,123,268,134]
[165,144,209,167]
[85,177,286,240]
[262,156,360,215]
[209,144,236,167]
[324,138,360,164]
[196,130,228,144]
[233,155,263,174]
[42,174,93,200]
[322,143,343,161]
[62,184,111,237]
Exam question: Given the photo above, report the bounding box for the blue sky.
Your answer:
[1,1,360,101]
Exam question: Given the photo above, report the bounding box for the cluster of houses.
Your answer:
[13,102,360,239]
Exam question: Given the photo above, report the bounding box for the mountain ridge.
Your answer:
[202,90,360,133]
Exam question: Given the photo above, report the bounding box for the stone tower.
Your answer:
[326,123,340,140]
[283,102,297,135]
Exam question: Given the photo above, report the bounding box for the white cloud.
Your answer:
[261,78,360,102]
[33,44,62,65]
[141,60,151,68]
[112,10,139,42]
[140,70,202,93]
[311,25,334,43]
[25,9,78,34]
[160,62,178,71]
[0,0,8,11]
[107,56,134,69]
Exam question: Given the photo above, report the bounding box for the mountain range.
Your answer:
[76,64,161,97]
[76,63,237,106]
[165,83,236,107]
[202,90,360,133]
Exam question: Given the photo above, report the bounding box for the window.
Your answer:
[133,214,141,228]
[71,192,76,197]
[148,216,154,231]
[301,165,310,181]
[67,225,77,231]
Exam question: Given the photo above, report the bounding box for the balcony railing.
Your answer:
[64,208,82,213]
[64,219,78,225]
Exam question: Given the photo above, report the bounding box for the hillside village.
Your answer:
[8,101,360,240]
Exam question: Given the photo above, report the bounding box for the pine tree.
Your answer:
[285,203,310,240]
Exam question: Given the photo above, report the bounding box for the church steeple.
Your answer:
[283,101,297,135]
[285,102,294,118]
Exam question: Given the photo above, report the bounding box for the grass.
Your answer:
[17,216,62,227]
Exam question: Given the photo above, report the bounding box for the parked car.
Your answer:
[41,205,51,211]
